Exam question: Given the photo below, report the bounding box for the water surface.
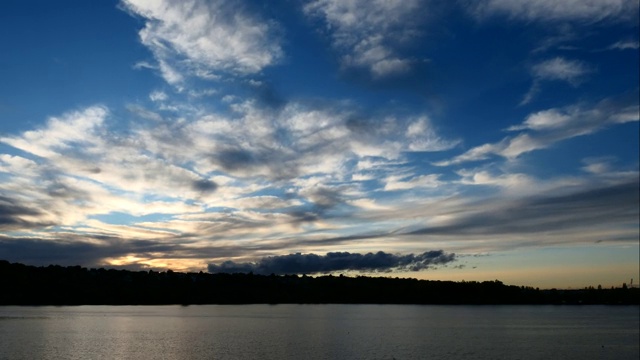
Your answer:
[1,305,637,359]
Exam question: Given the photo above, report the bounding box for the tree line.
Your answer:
[1,260,637,305]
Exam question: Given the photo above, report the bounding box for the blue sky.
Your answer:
[0,0,638,288]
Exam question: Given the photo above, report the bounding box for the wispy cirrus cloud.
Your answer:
[607,39,640,50]
[304,0,425,78]
[521,57,592,105]
[531,57,591,85]
[437,96,639,165]
[471,0,637,23]
[406,178,639,240]
[121,0,283,86]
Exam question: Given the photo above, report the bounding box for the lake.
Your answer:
[0,305,638,359]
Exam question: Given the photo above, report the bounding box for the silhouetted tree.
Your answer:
[0,260,638,305]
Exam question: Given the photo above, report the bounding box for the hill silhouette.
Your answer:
[1,260,637,305]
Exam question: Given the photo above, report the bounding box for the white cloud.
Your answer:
[510,102,639,133]
[607,39,640,50]
[121,0,282,85]
[531,57,591,84]
[434,143,499,166]
[383,174,441,191]
[508,108,573,131]
[348,198,390,211]
[217,196,302,210]
[0,100,456,240]
[149,90,168,102]
[304,0,424,77]
[521,57,592,105]
[184,101,455,180]
[437,98,639,165]
[499,134,545,159]
[581,157,615,174]
[472,0,637,23]
[126,104,163,122]
[157,59,184,87]
[458,170,535,191]
[0,105,220,229]
[0,106,107,158]
[188,89,217,98]
[405,116,460,151]
[0,155,39,176]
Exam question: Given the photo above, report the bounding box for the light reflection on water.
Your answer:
[0,305,638,360]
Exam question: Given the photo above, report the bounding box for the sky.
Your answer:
[0,0,638,289]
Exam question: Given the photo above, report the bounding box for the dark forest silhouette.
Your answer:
[1,260,637,305]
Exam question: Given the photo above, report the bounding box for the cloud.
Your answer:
[531,57,591,84]
[457,170,534,191]
[0,106,217,230]
[0,98,456,251]
[121,0,282,85]
[607,39,640,50]
[189,101,455,180]
[521,57,592,105]
[1,0,636,279]
[383,174,441,191]
[531,27,578,53]
[304,0,424,78]
[191,179,218,193]
[471,0,637,23]
[126,104,163,121]
[0,233,246,270]
[207,250,456,274]
[217,196,302,210]
[0,196,54,231]
[509,100,637,132]
[299,186,344,210]
[0,106,108,158]
[149,90,168,102]
[406,116,460,151]
[437,96,639,165]
[0,236,117,267]
[406,178,639,238]
[581,156,616,174]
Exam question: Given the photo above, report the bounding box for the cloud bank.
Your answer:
[208,250,456,275]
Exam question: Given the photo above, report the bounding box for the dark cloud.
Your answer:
[215,149,259,171]
[207,250,456,275]
[304,186,343,210]
[84,167,102,174]
[251,80,286,109]
[0,236,118,266]
[406,179,639,237]
[345,115,376,135]
[0,233,284,269]
[287,210,321,224]
[210,146,299,180]
[45,181,89,199]
[285,185,358,226]
[192,179,218,192]
[0,197,53,230]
